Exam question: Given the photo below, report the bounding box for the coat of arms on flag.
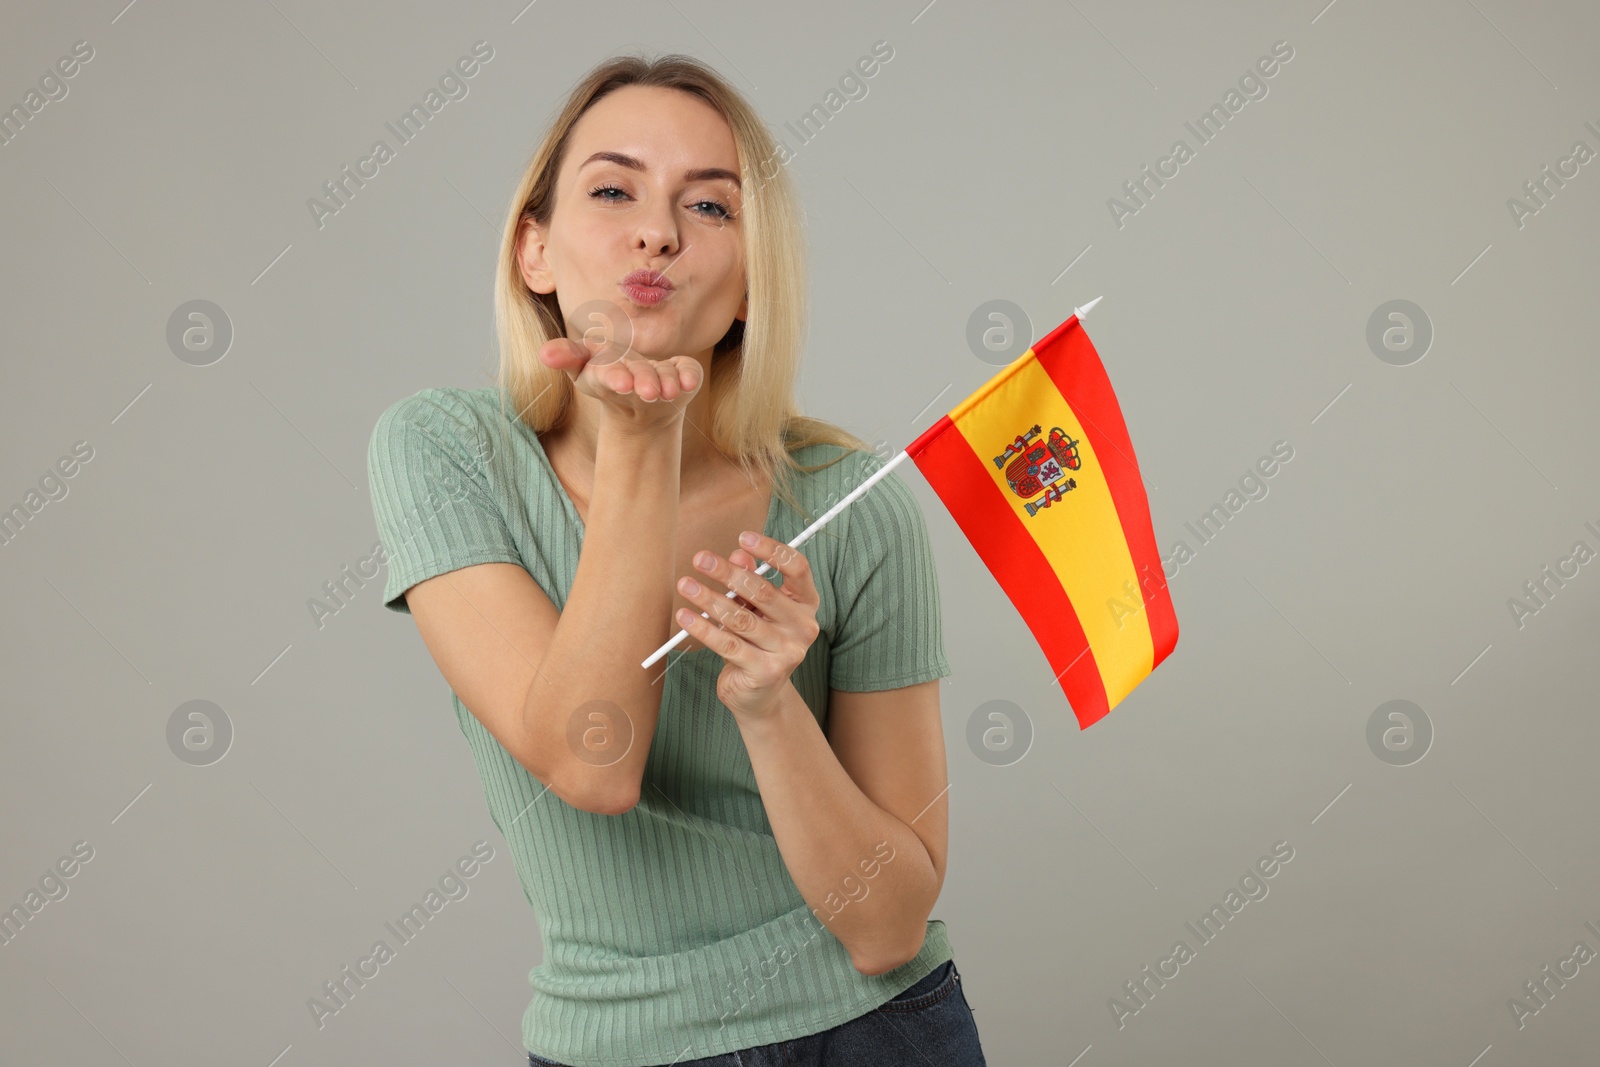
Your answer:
[999,425,1082,515]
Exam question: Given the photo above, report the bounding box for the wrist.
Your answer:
[595,408,684,444]
[731,678,807,736]
[594,419,683,477]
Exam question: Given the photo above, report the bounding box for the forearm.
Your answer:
[736,681,940,974]
[524,422,680,810]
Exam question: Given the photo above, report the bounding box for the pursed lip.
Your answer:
[621,269,674,290]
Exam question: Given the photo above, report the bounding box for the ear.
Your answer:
[516,217,555,295]
[735,288,748,322]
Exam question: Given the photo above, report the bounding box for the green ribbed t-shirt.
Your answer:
[366,386,955,1067]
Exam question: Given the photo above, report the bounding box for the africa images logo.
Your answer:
[996,424,1082,517]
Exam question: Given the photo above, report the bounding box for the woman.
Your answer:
[366,52,987,1067]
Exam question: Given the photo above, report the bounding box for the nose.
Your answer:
[633,188,680,259]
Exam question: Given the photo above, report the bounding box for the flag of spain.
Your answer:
[905,312,1178,729]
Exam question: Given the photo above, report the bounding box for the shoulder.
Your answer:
[784,444,926,539]
[786,442,892,488]
[369,386,502,462]
[371,386,497,437]
[846,460,927,540]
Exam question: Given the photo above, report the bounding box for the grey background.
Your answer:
[2,1,1597,1064]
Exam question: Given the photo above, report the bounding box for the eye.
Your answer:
[692,198,736,221]
[587,183,737,221]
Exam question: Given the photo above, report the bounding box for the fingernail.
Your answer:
[680,577,700,595]
[739,531,759,547]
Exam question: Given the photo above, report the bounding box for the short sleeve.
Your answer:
[366,388,523,614]
[827,455,953,692]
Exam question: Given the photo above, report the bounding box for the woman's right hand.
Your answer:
[538,330,703,436]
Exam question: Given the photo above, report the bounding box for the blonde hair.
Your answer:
[491,51,878,522]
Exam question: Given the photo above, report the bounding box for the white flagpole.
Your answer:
[640,296,1103,669]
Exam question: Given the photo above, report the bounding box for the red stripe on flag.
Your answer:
[907,414,1112,729]
[1033,319,1179,670]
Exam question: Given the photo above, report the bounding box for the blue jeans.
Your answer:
[526,958,986,1066]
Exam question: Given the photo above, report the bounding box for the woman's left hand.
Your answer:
[675,531,821,721]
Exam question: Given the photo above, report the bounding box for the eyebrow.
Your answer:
[578,150,741,188]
